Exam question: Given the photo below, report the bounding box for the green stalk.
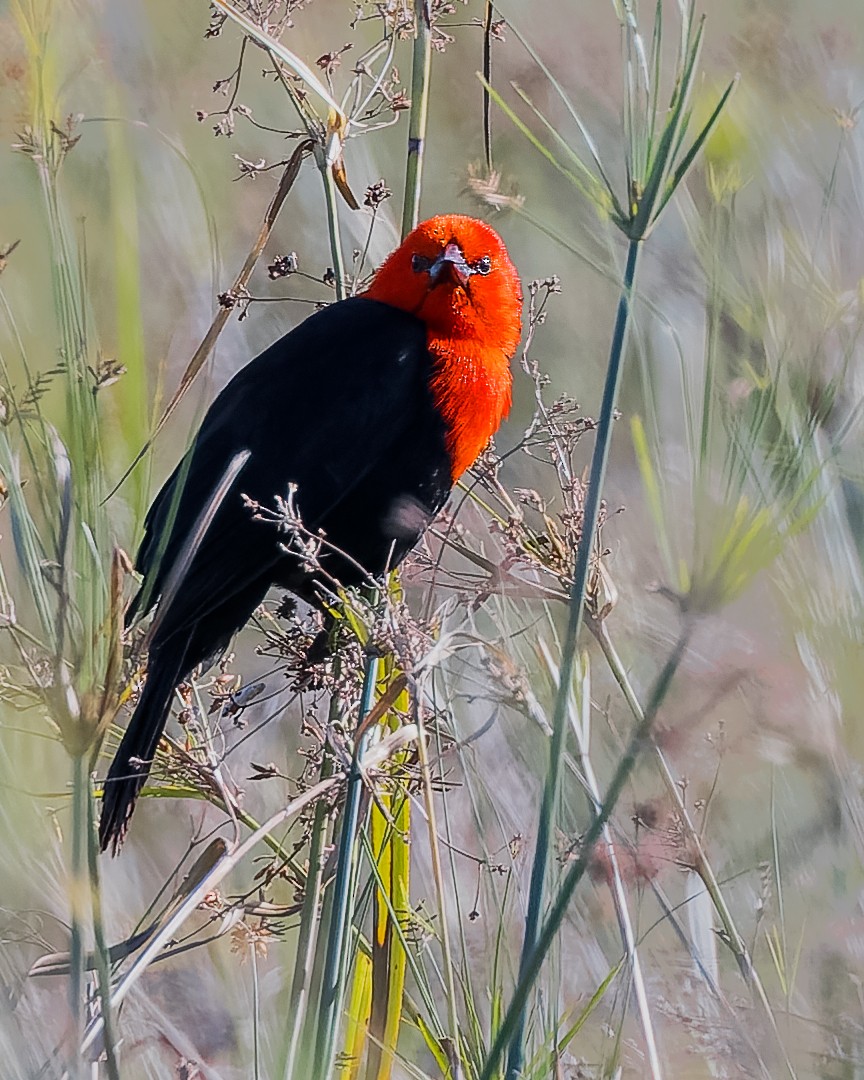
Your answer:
[251,943,261,1080]
[312,653,380,1078]
[298,685,344,1073]
[67,753,89,1080]
[357,828,444,1032]
[317,144,347,301]
[280,753,333,1080]
[505,237,641,1079]
[482,0,494,172]
[86,770,120,1080]
[486,622,692,1080]
[401,0,432,238]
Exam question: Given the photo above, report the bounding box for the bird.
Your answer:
[99,213,522,853]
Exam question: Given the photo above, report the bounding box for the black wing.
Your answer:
[131,297,443,642]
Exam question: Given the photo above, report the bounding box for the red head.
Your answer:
[364,214,522,354]
[364,215,522,478]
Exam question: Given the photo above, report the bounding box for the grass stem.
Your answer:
[86,771,120,1080]
[280,752,334,1080]
[251,941,261,1080]
[482,0,494,172]
[318,145,347,301]
[67,752,89,1080]
[506,236,641,1079]
[401,0,432,238]
[313,652,380,1078]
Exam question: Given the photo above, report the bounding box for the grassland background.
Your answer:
[3,0,864,1077]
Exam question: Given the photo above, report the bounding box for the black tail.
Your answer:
[99,644,187,854]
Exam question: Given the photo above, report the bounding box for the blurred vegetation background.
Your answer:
[3,0,864,1077]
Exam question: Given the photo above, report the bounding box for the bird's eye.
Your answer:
[473,255,493,275]
[412,254,433,273]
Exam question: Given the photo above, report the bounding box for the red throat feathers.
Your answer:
[363,214,523,479]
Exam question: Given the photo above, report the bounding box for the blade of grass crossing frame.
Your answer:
[313,654,380,1079]
[414,1013,450,1075]
[143,450,250,646]
[384,791,409,1077]
[358,828,444,1037]
[365,792,395,1080]
[366,742,410,1079]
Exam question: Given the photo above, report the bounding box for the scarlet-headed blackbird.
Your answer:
[99,214,522,852]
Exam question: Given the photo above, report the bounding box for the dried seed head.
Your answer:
[465,165,525,212]
[268,252,299,279]
[364,179,392,208]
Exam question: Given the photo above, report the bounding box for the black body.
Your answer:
[99,298,451,851]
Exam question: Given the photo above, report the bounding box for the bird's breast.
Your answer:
[427,339,513,480]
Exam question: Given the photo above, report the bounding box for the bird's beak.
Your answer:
[428,241,471,288]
